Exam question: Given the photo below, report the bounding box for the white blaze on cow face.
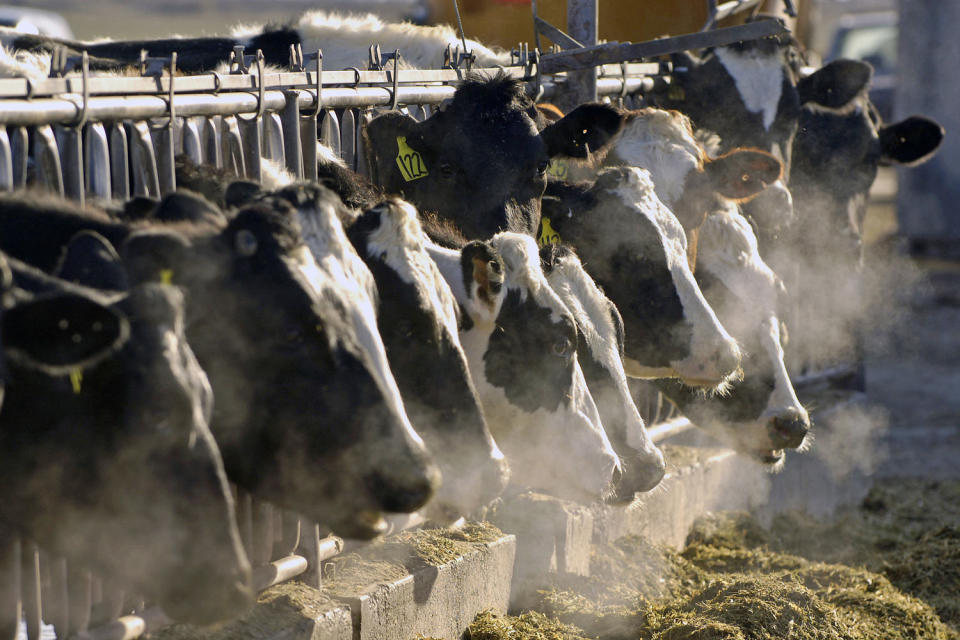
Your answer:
[542,246,665,494]
[694,202,810,463]
[433,234,620,502]
[605,168,742,388]
[713,45,786,132]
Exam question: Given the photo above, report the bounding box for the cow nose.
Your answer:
[768,410,810,449]
[605,448,666,504]
[365,467,440,514]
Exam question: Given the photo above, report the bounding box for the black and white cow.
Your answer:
[261,184,510,522]
[541,166,742,389]
[364,72,624,239]
[557,107,782,233]
[427,234,622,503]
[656,200,810,466]
[2,255,253,625]
[0,11,509,76]
[782,59,943,368]
[539,244,666,498]
[0,191,439,540]
[651,29,802,237]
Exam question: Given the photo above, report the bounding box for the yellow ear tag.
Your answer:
[668,85,686,102]
[69,369,83,395]
[160,269,174,285]
[538,216,561,248]
[395,136,429,182]
[546,158,568,179]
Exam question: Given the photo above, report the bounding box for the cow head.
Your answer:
[121,193,439,540]
[429,234,621,503]
[541,166,742,390]
[595,108,782,234]
[792,59,944,258]
[346,198,510,522]
[652,31,803,237]
[1,265,253,624]
[363,71,623,239]
[540,243,665,499]
[657,201,810,467]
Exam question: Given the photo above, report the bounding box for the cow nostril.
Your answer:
[769,414,809,449]
[610,462,623,489]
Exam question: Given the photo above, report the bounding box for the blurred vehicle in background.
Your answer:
[803,0,896,119]
[0,6,73,39]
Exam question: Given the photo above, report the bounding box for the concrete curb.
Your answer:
[327,535,515,640]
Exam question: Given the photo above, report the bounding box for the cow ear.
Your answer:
[704,149,782,200]
[362,112,430,187]
[878,116,944,166]
[54,230,129,292]
[542,103,625,158]
[225,179,264,209]
[120,230,191,286]
[798,59,872,108]
[2,293,129,375]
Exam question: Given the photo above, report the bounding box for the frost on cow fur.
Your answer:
[233,11,510,71]
[0,42,50,83]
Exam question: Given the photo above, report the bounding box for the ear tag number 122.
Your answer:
[396,136,429,182]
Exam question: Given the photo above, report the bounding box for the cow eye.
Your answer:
[489,260,502,274]
[552,336,574,358]
[537,160,549,176]
[439,163,456,179]
[234,229,258,257]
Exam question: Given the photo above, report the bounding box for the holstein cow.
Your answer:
[650,27,802,237]
[427,234,622,503]
[0,11,509,76]
[539,243,666,498]
[0,191,439,539]
[364,71,625,239]
[260,183,510,522]
[783,59,943,368]
[540,166,742,389]
[2,256,253,625]
[560,109,810,463]
[553,106,782,262]
[656,200,810,467]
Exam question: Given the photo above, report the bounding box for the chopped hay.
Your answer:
[524,480,960,640]
[465,609,593,640]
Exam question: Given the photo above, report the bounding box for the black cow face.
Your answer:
[792,59,944,257]
[122,198,439,539]
[364,71,623,239]
[0,275,253,624]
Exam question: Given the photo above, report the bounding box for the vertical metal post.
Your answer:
[109,123,130,202]
[0,129,12,191]
[85,123,112,201]
[340,109,357,171]
[33,125,65,198]
[281,91,304,179]
[182,117,203,165]
[57,125,85,205]
[565,0,598,109]
[0,535,20,640]
[263,112,285,163]
[10,127,27,189]
[21,543,40,640]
